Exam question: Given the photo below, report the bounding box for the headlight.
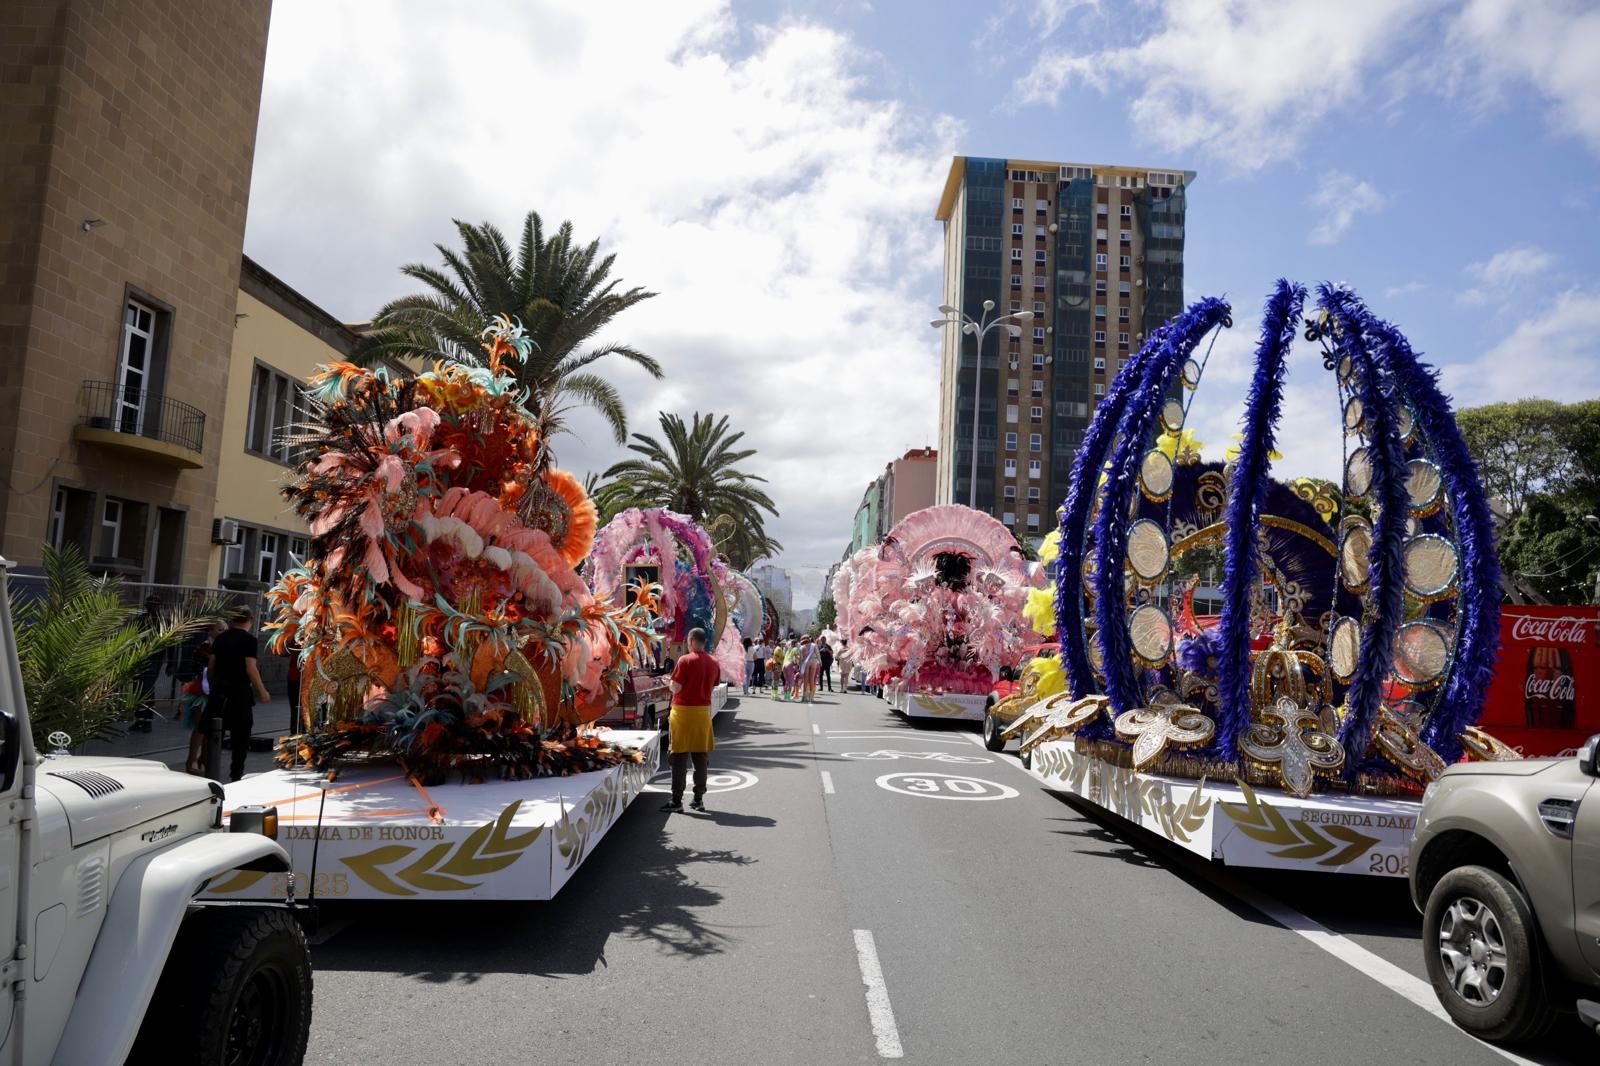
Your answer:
[1421,781,1438,808]
[228,804,280,840]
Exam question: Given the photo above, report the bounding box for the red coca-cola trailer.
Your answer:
[1478,604,1600,757]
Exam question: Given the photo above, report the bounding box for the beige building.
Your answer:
[0,0,273,584]
[933,157,1194,541]
[207,258,358,590]
[848,447,938,555]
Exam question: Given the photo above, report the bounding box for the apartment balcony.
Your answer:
[74,381,206,469]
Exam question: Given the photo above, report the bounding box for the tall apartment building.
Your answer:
[933,157,1194,539]
[0,0,273,584]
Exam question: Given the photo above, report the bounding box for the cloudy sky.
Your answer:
[245,0,1600,606]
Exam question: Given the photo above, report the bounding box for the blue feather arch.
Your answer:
[1211,280,1306,761]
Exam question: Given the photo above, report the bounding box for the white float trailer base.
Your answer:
[1029,740,1418,877]
[884,680,988,722]
[206,730,661,901]
[711,681,732,718]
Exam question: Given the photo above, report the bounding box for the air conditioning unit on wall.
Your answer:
[211,518,240,544]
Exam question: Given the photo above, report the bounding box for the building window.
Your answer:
[1030,405,1043,422]
[1120,254,1132,268]
[1031,380,1044,395]
[1118,332,1130,345]
[1032,327,1045,341]
[1008,378,1019,396]
[1121,204,1132,216]
[257,531,280,585]
[1011,248,1022,261]
[1033,277,1045,290]
[1095,305,1106,319]
[1004,485,1016,499]
[1028,459,1042,478]
[1029,433,1042,451]
[1010,301,1021,313]
[1003,511,1016,526]
[1033,302,1044,314]
[1120,231,1131,244]
[1010,274,1022,287]
[1006,403,1018,423]
[1094,333,1107,347]
[289,536,309,564]
[1028,486,1041,501]
[1094,356,1106,370]
[1013,198,1023,210]
[1005,432,1017,450]
[1012,223,1023,237]
[1035,225,1047,238]
[1004,458,1017,477]
[115,299,159,433]
[247,363,310,465]
[1095,253,1107,268]
[1120,281,1131,294]
[1035,199,1048,211]
[1027,513,1041,530]
[1119,307,1130,320]
[223,524,247,578]
[1034,250,1046,264]
[1095,382,1106,396]
[99,498,122,559]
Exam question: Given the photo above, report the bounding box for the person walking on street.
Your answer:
[742,637,756,694]
[800,635,820,703]
[205,607,271,782]
[663,627,720,813]
[751,638,769,692]
[181,623,224,775]
[783,639,801,701]
[819,639,834,693]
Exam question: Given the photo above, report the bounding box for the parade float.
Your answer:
[1002,283,1519,877]
[210,318,665,901]
[585,507,740,718]
[835,504,1035,721]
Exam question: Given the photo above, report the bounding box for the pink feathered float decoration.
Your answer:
[833,505,1035,695]
[586,507,745,681]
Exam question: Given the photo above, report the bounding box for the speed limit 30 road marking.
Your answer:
[874,772,1018,801]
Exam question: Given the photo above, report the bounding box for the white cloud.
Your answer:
[1011,0,1600,170]
[1440,287,1600,408]
[1307,171,1387,245]
[1012,0,1443,170]
[1457,245,1556,305]
[1384,281,1429,298]
[245,1,959,571]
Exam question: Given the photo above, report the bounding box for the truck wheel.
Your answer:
[1422,865,1558,1044]
[982,710,1006,752]
[131,906,312,1066]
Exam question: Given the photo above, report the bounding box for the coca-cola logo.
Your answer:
[1509,614,1594,645]
[1524,673,1576,701]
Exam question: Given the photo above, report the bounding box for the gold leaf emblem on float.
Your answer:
[1113,703,1214,771]
[1220,779,1379,867]
[1239,697,1345,798]
[339,801,543,896]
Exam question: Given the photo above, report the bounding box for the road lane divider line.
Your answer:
[821,771,835,794]
[852,929,904,1059]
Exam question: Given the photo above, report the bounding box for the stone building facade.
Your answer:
[0,0,273,585]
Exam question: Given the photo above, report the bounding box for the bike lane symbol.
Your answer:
[841,750,994,765]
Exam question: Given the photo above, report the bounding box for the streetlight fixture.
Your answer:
[931,299,1034,508]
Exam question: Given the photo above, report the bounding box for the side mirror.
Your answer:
[1580,734,1600,778]
[0,709,19,792]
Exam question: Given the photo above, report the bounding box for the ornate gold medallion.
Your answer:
[1113,703,1214,771]
[1005,693,1110,754]
[1458,725,1521,763]
[1240,697,1345,798]
[1374,707,1447,783]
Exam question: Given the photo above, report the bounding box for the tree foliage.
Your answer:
[1457,398,1600,603]
[815,597,837,631]
[363,211,661,445]
[599,412,782,569]
[11,545,226,749]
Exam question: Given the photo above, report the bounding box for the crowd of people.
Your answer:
[741,634,853,703]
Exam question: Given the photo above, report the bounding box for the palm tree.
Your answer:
[601,412,783,569]
[11,545,226,749]
[362,211,662,444]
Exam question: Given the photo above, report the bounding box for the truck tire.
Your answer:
[982,708,1006,751]
[1422,865,1559,1044]
[131,906,313,1066]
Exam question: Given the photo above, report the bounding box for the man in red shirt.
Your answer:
[664,627,720,812]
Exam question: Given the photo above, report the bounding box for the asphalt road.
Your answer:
[300,688,1594,1065]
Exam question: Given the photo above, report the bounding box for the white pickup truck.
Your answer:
[0,556,312,1066]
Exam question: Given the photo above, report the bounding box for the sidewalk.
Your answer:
[76,695,298,778]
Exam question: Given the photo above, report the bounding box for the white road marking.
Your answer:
[820,771,835,794]
[812,723,821,735]
[875,772,1020,801]
[645,770,759,794]
[1218,879,1542,1066]
[852,929,904,1059]
[307,919,352,946]
[841,750,993,764]
[823,733,976,746]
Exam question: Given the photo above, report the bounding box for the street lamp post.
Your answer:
[931,300,1034,509]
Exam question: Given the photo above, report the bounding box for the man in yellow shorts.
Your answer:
[663,627,720,813]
